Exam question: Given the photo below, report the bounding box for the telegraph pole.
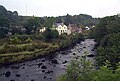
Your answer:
[26,0,27,16]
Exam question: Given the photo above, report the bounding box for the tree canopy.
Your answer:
[89,15,120,68]
[43,28,59,42]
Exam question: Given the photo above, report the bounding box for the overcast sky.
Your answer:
[0,0,120,18]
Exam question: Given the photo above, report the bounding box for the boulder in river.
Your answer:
[83,47,86,48]
[37,63,43,67]
[41,65,47,69]
[73,53,76,55]
[75,57,78,59]
[91,49,94,51]
[87,54,95,57]
[62,60,67,64]
[21,66,25,69]
[42,70,45,73]
[43,76,46,79]
[51,59,58,64]
[16,74,21,77]
[11,66,19,69]
[45,70,53,74]
[5,71,11,77]
[41,59,45,62]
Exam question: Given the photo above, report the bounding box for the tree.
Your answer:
[89,15,120,69]
[43,17,56,27]
[57,58,120,81]
[43,28,59,42]
[0,17,9,38]
[96,33,120,69]
[56,16,63,23]
[57,56,93,81]
[64,14,73,26]
[24,17,40,34]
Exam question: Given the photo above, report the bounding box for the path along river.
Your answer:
[0,39,96,81]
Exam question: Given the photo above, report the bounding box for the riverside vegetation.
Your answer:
[0,5,91,65]
[0,5,120,81]
[57,56,120,81]
[0,31,84,65]
[57,15,120,81]
[89,15,120,69]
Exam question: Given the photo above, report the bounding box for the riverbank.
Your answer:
[0,39,95,81]
[0,33,84,66]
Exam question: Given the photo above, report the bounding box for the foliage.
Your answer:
[89,15,120,68]
[43,28,59,42]
[10,36,21,44]
[0,5,20,37]
[96,33,120,68]
[92,65,120,81]
[57,56,93,81]
[0,5,99,36]
[57,58,120,81]
[24,17,40,34]
[43,17,56,27]
[26,37,32,42]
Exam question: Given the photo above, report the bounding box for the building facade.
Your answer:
[39,27,46,33]
[54,23,68,35]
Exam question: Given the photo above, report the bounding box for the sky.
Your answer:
[0,0,120,18]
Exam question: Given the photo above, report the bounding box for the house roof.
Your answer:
[68,24,79,32]
[68,24,76,27]
[68,24,78,29]
[54,23,65,27]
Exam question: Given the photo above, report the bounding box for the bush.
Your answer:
[26,45,35,51]
[26,37,32,42]
[9,37,21,44]
[35,33,44,40]
[32,43,48,49]
[0,48,7,54]
[57,58,120,81]
[3,43,10,49]
[43,28,59,42]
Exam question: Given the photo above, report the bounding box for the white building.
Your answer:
[54,23,69,35]
[85,26,90,30]
[39,27,46,33]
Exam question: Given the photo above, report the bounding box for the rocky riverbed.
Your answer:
[0,39,96,81]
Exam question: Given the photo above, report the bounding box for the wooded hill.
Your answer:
[0,5,99,38]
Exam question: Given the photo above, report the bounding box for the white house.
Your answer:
[39,23,82,35]
[54,23,69,35]
[39,27,46,33]
[85,26,90,30]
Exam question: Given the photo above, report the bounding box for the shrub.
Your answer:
[3,43,10,49]
[9,37,21,44]
[26,45,35,51]
[26,37,32,42]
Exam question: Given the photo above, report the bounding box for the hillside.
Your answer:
[0,5,99,38]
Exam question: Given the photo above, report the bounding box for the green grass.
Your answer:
[0,51,33,56]
[0,43,59,58]
[0,33,83,65]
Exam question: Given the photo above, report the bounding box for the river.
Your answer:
[0,39,96,81]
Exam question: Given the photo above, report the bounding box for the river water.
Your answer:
[0,39,96,81]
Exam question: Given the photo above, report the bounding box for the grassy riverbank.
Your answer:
[0,33,84,66]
